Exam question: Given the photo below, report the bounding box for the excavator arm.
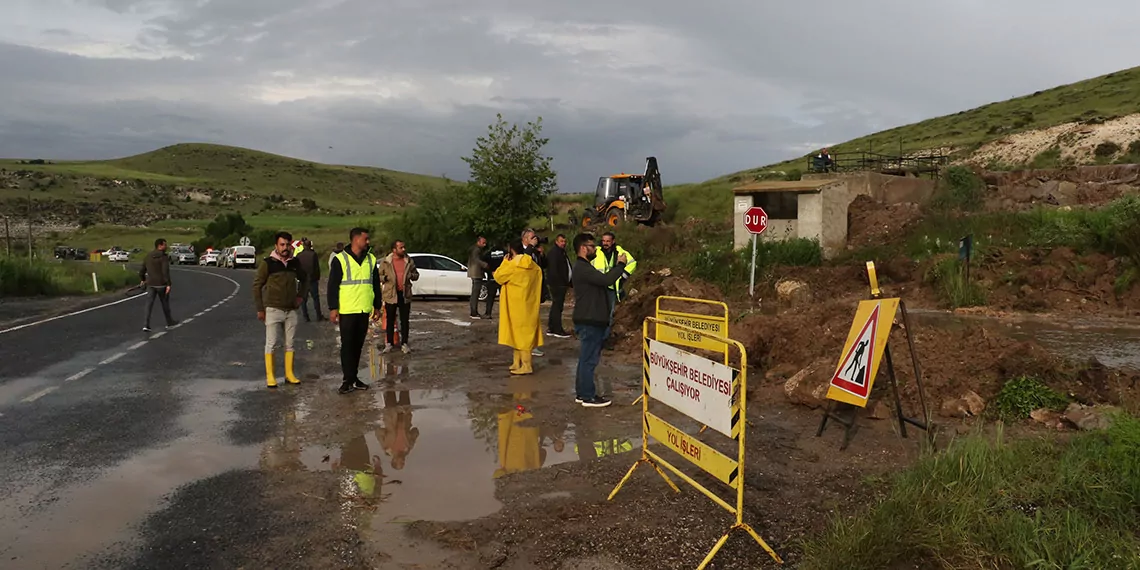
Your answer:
[643,156,665,211]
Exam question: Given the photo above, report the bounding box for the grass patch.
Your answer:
[923,256,987,308]
[799,415,1140,570]
[992,375,1070,421]
[930,166,985,211]
[683,237,821,293]
[0,257,137,296]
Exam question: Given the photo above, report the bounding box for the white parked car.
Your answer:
[106,250,130,262]
[406,253,496,300]
[230,245,257,269]
[199,250,219,266]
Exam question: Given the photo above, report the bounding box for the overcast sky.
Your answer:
[2,1,1138,191]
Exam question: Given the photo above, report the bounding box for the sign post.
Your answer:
[609,313,783,568]
[743,206,768,297]
[239,236,251,247]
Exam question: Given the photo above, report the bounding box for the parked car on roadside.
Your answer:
[73,248,89,260]
[170,245,195,265]
[107,250,130,262]
[407,253,496,300]
[199,250,220,266]
[229,245,257,269]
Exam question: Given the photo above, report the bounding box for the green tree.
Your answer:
[462,113,557,242]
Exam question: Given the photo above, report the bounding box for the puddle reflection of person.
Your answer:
[378,390,419,470]
[332,433,385,497]
[259,409,303,470]
[494,402,546,478]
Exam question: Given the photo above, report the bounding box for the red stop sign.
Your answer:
[743,206,768,234]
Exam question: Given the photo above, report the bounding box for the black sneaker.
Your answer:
[581,396,611,408]
[547,331,571,339]
[338,382,355,394]
[166,321,179,329]
[575,397,584,403]
[352,379,370,390]
[142,326,152,332]
[470,314,481,320]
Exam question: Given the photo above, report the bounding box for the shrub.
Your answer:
[931,166,985,211]
[991,375,1069,421]
[1094,141,1121,157]
[923,255,986,308]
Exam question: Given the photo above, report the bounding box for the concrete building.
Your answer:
[732,173,935,259]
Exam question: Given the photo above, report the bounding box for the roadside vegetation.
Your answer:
[800,415,1140,570]
[0,257,137,296]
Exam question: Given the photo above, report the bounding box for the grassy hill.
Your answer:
[0,143,453,217]
[659,65,1140,225]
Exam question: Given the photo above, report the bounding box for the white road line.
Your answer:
[194,311,205,317]
[151,331,167,339]
[127,341,147,350]
[0,293,147,335]
[100,352,126,365]
[22,386,58,403]
[183,318,195,324]
[65,367,95,382]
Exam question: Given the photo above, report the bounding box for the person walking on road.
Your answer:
[328,227,382,394]
[494,239,544,375]
[572,232,628,408]
[139,238,177,332]
[252,231,308,388]
[545,233,572,339]
[592,231,637,348]
[468,236,489,319]
[378,239,419,354]
[295,238,324,322]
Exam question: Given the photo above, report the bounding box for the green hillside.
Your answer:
[732,65,1140,179]
[0,143,453,216]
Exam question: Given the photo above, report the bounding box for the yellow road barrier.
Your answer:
[609,315,782,568]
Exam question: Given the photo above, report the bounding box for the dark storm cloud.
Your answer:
[5,0,1140,190]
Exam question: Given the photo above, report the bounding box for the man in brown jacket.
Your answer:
[378,239,419,354]
[139,237,177,332]
[253,231,309,388]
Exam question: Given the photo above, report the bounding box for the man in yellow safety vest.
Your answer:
[327,227,383,395]
[591,231,637,348]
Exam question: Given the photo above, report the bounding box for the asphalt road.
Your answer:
[0,266,290,569]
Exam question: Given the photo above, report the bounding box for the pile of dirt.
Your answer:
[970,247,1140,313]
[611,274,724,344]
[846,194,925,249]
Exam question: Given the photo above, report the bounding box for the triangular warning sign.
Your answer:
[829,303,880,400]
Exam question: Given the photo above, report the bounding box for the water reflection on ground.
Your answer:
[260,380,638,523]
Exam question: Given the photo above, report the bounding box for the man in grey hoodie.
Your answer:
[139,238,177,332]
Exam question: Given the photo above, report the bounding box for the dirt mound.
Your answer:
[967,114,1140,167]
[846,194,924,249]
[611,275,724,344]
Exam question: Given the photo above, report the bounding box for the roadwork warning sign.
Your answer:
[825,298,899,407]
[647,338,736,437]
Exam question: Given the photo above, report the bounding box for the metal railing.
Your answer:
[807,151,949,178]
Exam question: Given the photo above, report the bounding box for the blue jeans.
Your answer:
[604,289,617,340]
[575,324,607,400]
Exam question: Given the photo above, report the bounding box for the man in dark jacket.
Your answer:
[327,227,384,394]
[480,243,506,318]
[545,233,572,338]
[467,236,489,319]
[139,238,177,332]
[253,231,309,388]
[295,238,324,321]
[571,232,627,408]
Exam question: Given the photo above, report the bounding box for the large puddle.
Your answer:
[262,387,640,524]
[908,309,1140,369]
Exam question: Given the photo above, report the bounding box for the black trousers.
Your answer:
[472,278,497,316]
[144,287,174,327]
[339,312,371,382]
[385,291,411,345]
[548,285,568,334]
[301,279,323,320]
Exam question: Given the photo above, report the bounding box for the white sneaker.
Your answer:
[531,348,544,357]
[382,344,393,354]
[401,345,411,354]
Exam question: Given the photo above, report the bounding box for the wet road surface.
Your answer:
[0,266,257,568]
[0,266,645,569]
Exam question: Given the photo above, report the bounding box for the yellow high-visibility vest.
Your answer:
[336,250,376,314]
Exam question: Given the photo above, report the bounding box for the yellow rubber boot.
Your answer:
[509,350,521,372]
[284,351,301,384]
[512,351,533,375]
[265,354,277,388]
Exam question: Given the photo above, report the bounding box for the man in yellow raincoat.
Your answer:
[494,239,544,374]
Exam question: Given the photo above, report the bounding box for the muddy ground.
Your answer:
[105,280,1131,570]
